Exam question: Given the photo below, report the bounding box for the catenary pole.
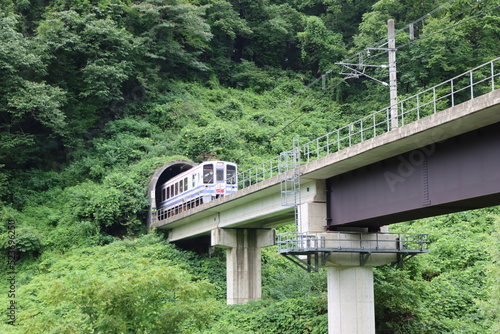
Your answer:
[388,19,398,129]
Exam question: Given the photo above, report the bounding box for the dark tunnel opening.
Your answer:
[154,162,196,209]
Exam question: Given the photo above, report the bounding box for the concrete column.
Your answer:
[327,266,375,334]
[211,228,275,304]
[298,202,327,233]
[320,233,398,334]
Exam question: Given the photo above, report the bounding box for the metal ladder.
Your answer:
[279,137,301,230]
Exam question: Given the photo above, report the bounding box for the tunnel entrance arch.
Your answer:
[147,160,197,231]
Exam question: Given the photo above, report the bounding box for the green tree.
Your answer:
[131,0,213,73]
[201,0,252,80]
[297,15,346,74]
[37,10,143,110]
[0,15,67,168]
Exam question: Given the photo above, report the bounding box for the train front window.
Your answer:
[216,169,224,182]
[203,164,213,184]
[227,165,236,184]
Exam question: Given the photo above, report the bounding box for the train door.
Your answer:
[215,162,225,197]
[226,164,237,194]
[202,163,214,203]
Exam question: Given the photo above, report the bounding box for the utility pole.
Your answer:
[388,19,398,129]
[336,19,399,129]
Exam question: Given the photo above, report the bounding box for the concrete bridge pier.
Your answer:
[325,248,396,334]
[294,196,401,333]
[211,228,275,304]
[327,266,375,334]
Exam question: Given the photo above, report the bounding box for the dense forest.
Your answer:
[1,0,500,332]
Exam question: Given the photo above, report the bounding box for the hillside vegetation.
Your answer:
[1,0,500,332]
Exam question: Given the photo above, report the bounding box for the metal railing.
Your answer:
[238,156,281,188]
[238,57,500,189]
[277,231,430,254]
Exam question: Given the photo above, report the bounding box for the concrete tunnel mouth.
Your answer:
[147,159,197,231]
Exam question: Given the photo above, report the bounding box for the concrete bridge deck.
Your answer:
[151,89,500,241]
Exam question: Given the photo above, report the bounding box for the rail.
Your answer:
[238,57,500,188]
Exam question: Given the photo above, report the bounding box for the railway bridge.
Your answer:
[148,58,500,334]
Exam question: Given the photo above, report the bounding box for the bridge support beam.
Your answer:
[211,228,275,304]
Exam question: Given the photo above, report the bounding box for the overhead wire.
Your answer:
[398,3,500,50]
[337,0,500,87]
[264,78,347,140]
[207,64,345,159]
[208,0,500,160]
[348,0,464,63]
[265,0,500,149]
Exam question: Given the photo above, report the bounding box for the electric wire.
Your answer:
[264,78,347,140]
[338,1,500,85]
[259,2,500,155]
[344,0,460,63]
[208,0,500,160]
[207,64,344,159]
[398,4,500,50]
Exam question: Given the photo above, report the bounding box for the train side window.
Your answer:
[184,178,188,191]
[179,180,183,194]
[227,165,236,184]
[162,188,166,201]
[167,186,170,199]
[175,183,178,196]
[192,174,196,188]
[170,185,174,198]
[203,164,213,184]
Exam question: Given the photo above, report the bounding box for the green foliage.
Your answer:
[480,217,500,333]
[8,81,67,134]
[2,1,500,333]
[383,208,498,333]
[1,234,221,333]
[37,9,143,104]
[0,226,43,256]
[262,246,327,300]
[231,60,276,92]
[0,14,62,167]
[297,15,346,73]
[131,0,213,72]
[202,297,328,334]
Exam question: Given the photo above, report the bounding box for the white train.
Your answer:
[157,161,238,219]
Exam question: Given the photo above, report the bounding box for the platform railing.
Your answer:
[238,57,500,189]
[277,231,430,254]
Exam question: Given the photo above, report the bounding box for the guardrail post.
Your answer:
[470,71,474,99]
[491,61,495,91]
